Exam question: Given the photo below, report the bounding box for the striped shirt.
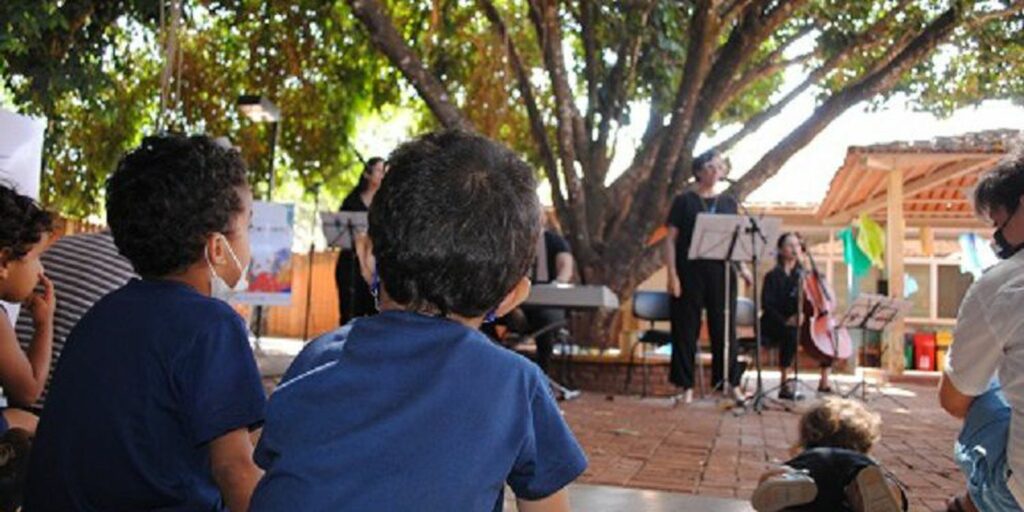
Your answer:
[14,232,136,409]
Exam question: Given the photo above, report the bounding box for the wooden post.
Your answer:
[884,169,906,374]
[921,225,935,257]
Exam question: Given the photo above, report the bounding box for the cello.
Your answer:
[799,249,853,362]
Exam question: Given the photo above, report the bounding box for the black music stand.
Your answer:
[322,211,369,325]
[689,213,778,408]
[838,293,911,401]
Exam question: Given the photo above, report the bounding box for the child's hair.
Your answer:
[369,130,540,318]
[105,134,249,278]
[0,184,53,263]
[798,397,882,454]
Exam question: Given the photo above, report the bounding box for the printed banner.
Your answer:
[235,201,295,306]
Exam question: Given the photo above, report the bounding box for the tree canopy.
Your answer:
[2,0,1022,316]
[1,0,403,217]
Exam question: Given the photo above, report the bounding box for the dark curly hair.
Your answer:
[106,134,249,278]
[369,130,540,318]
[974,150,1024,218]
[0,183,53,263]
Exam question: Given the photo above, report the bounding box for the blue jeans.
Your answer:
[954,386,1023,512]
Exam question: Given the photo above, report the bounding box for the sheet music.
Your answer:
[321,212,368,250]
[688,213,782,262]
[839,293,912,331]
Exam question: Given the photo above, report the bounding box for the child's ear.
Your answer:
[355,235,375,286]
[494,277,531,318]
[0,250,10,280]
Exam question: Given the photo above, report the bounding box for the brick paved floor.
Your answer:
[560,376,963,512]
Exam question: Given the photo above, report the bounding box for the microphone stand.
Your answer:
[721,186,786,414]
[302,183,321,342]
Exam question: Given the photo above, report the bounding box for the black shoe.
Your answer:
[778,385,796,400]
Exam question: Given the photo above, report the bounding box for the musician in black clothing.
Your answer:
[524,223,574,372]
[335,157,386,325]
[662,149,751,404]
[762,232,834,398]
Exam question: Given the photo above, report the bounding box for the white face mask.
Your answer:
[205,234,249,302]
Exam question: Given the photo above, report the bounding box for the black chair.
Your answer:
[623,291,706,397]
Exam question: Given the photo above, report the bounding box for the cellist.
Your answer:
[760,232,834,398]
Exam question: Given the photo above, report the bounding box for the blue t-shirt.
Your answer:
[250,311,587,511]
[24,279,266,512]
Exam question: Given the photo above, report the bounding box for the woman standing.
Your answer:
[335,157,385,325]
[662,149,751,404]
[761,232,834,398]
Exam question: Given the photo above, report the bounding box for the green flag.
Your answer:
[838,227,872,278]
[857,213,886,270]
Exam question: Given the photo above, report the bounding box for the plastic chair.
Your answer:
[623,291,706,397]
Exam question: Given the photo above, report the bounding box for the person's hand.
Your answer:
[740,268,753,287]
[668,274,682,298]
[785,315,799,327]
[25,274,55,329]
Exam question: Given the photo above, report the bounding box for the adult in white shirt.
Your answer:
[940,155,1024,512]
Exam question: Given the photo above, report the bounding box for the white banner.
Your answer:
[0,109,46,324]
[234,201,295,306]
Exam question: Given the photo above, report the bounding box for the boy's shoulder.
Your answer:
[86,279,242,330]
[279,313,544,390]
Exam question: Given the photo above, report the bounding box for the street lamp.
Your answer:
[237,94,280,200]
[237,94,281,346]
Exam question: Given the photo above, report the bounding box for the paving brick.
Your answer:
[561,378,965,512]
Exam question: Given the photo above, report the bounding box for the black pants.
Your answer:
[669,262,739,390]
[523,306,566,373]
[335,249,375,325]
[764,324,799,369]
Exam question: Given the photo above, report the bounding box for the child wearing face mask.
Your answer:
[25,135,266,512]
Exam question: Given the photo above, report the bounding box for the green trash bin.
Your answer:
[904,333,915,370]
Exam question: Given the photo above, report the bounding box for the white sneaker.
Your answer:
[846,465,903,512]
[751,469,818,512]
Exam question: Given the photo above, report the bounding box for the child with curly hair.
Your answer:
[0,184,55,435]
[752,397,906,512]
[25,135,266,512]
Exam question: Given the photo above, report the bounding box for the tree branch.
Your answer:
[475,0,567,219]
[591,0,655,182]
[346,0,470,130]
[580,0,600,138]
[727,5,965,200]
[528,0,590,171]
[714,0,915,154]
[616,0,720,260]
[679,0,811,188]
[527,0,595,258]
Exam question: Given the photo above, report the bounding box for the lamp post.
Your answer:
[237,95,281,346]
[237,94,281,200]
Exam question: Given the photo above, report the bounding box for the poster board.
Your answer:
[234,202,295,306]
[0,109,46,323]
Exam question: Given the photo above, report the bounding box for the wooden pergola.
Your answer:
[814,129,1018,372]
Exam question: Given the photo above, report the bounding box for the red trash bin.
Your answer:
[913,332,937,371]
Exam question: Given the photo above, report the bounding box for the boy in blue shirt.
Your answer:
[24,135,267,512]
[251,131,587,511]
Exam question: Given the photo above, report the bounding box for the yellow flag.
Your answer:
[857,213,886,270]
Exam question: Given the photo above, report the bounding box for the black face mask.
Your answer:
[994,206,1024,259]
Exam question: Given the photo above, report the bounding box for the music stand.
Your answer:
[689,213,779,408]
[838,293,912,401]
[322,211,369,325]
